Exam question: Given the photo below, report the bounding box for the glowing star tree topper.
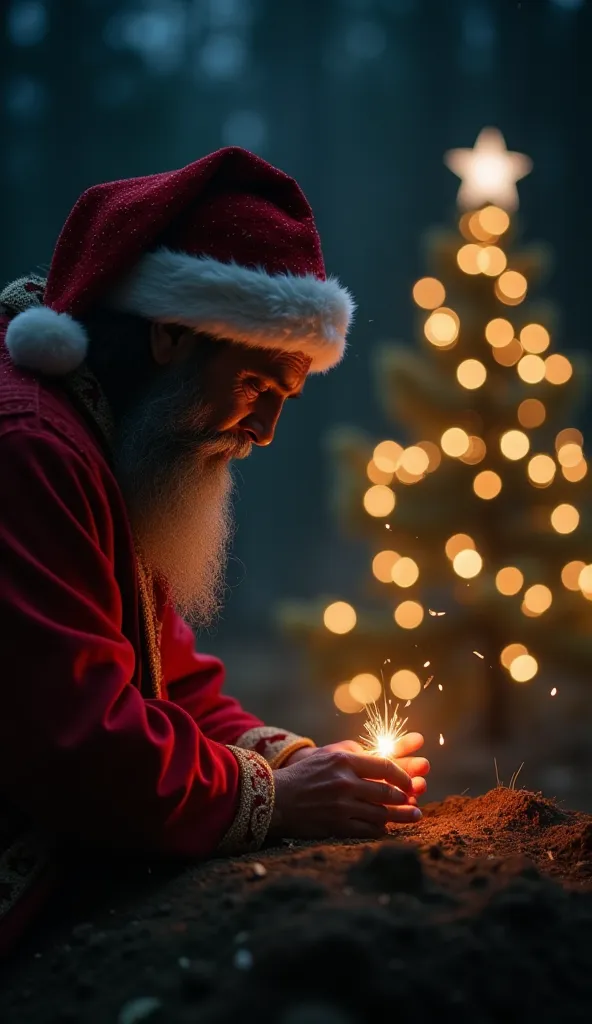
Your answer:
[444,127,532,212]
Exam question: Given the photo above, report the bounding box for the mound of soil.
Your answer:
[1,788,591,1024]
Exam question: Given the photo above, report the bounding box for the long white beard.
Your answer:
[132,455,235,628]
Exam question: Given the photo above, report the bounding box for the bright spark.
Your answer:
[438,684,443,691]
[423,675,434,689]
[551,687,557,696]
[423,660,431,667]
[439,733,445,745]
[361,697,408,760]
[473,650,484,659]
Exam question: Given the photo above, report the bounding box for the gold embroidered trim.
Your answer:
[217,747,275,855]
[236,726,315,769]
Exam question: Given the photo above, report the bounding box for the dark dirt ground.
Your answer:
[1,787,591,1024]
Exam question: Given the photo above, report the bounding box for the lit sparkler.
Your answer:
[361,692,408,760]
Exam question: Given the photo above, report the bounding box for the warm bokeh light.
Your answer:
[517,398,546,428]
[324,601,357,634]
[561,560,586,591]
[412,277,446,310]
[527,454,556,487]
[522,584,553,615]
[441,427,470,457]
[509,654,538,682]
[334,682,363,714]
[445,533,476,559]
[557,443,583,468]
[390,669,422,700]
[500,642,528,669]
[555,427,583,450]
[485,317,514,347]
[495,270,527,304]
[457,243,482,275]
[468,212,492,242]
[424,307,460,347]
[544,353,572,385]
[349,673,382,705]
[394,600,424,629]
[517,354,546,384]
[492,338,523,366]
[363,485,396,517]
[473,470,502,499]
[477,245,507,276]
[399,446,430,476]
[500,429,530,460]
[457,359,487,389]
[391,557,420,588]
[460,436,487,465]
[452,548,483,579]
[520,323,550,354]
[550,503,579,534]
[562,459,587,482]
[417,440,442,472]
[366,460,393,485]
[478,205,510,236]
[578,564,592,593]
[373,440,403,473]
[496,566,524,596]
[372,550,400,583]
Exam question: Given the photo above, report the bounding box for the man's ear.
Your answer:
[150,323,197,366]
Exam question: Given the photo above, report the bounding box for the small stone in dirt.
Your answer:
[233,948,254,971]
[117,996,163,1024]
[252,862,267,877]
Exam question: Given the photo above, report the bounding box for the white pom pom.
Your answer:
[5,307,89,376]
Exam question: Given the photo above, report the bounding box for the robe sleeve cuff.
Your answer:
[234,726,316,769]
[216,747,275,855]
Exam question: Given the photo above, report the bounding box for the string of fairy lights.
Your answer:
[323,130,591,719]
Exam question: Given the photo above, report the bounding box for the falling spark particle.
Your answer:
[428,609,437,617]
[551,687,557,696]
[385,524,391,530]
[439,734,445,745]
[423,660,431,667]
[473,650,484,659]
[438,684,443,691]
[423,675,434,690]
[405,699,411,707]
[437,611,446,617]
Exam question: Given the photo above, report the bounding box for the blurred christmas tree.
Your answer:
[282,128,592,742]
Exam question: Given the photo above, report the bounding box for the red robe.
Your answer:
[0,319,313,954]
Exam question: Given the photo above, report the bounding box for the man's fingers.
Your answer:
[396,756,430,777]
[411,776,427,795]
[392,732,425,759]
[386,804,423,824]
[344,753,412,793]
[354,780,407,806]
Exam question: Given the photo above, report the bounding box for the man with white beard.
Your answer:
[0,147,429,954]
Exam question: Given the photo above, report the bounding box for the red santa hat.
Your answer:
[5,147,354,376]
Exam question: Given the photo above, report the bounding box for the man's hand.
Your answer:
[269,748,423,841]
[283,733,430,801]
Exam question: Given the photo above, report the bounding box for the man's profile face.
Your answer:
[151,329,311,458]
[113,330,311,627]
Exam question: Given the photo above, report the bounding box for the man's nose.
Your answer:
[240,398,283,446]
